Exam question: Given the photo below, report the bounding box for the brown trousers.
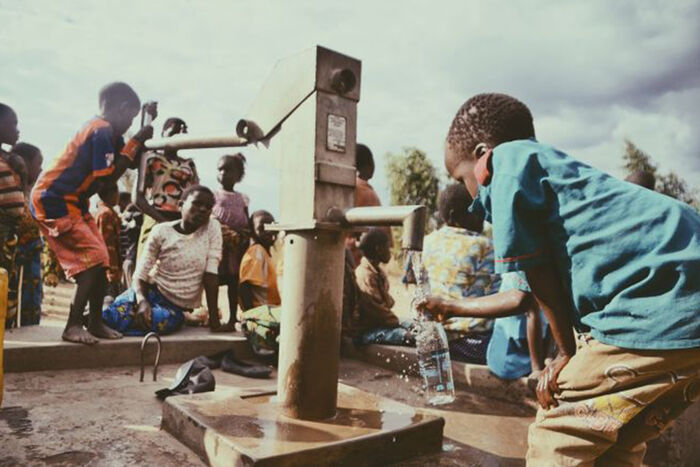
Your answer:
[527,335,700,466]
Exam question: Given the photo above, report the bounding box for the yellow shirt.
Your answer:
[240,243,281,309]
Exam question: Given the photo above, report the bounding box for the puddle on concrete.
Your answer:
[40,450,97,465]
[0,406,33,438]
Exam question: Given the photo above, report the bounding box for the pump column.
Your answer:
[277,229,345,419]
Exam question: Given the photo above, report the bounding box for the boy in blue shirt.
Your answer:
[440,93,699,465]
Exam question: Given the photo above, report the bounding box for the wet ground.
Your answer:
[1,360,533,466]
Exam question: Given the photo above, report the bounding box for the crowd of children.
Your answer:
[2,83,698,465]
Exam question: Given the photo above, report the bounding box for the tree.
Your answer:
[385,147,440,258]
[622,140,699,211]
[622,139,656,175]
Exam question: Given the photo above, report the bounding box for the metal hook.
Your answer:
[140,332,162,382]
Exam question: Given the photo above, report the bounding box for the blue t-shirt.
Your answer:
[486,271,548,380]
[471,139,700,350]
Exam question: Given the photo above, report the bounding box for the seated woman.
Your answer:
[103,185,222,336]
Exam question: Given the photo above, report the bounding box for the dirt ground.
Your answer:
[1,359,533,466]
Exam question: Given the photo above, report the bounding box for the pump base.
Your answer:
[162,383,444,466]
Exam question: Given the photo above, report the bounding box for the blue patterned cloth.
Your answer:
[102,286,185,336]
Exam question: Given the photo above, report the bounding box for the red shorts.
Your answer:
[37,213,109,278]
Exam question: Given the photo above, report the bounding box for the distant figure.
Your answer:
[0,103,26,278]
[95,182,123,298]
[348,143,391,267]
[212,153,251,330]
[103,185,222,336]
[10,142,44,326]
[118,191,131,214]
[354,228,414,346]
[625,170,656,190]
[31,82,154,344]
[133,117,198,260]
[118,203,143,290]
[422,183,501,363]
[239,210,280,312]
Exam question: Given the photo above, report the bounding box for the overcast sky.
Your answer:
[2,0,698,215]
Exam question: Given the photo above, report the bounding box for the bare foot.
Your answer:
[88,321,123,339]
[62,324,99,345]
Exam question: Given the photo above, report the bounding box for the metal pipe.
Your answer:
[144,134,249,151]
[328,205,427,250]
[140,332,162,382]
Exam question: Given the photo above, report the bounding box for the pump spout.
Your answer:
[329,205,427,250]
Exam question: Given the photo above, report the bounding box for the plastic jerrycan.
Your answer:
[0,267,7,406]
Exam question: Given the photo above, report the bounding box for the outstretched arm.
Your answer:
[421,289,533,321]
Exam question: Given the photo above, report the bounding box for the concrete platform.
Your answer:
[4,322,249,372]
[163,384,444,466]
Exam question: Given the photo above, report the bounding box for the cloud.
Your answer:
[0,0,698,217]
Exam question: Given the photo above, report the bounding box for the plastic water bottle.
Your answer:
[409,251,456,405]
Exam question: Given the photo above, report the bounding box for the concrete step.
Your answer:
[4,322,250,373]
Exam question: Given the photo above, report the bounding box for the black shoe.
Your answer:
[220,350,271,379]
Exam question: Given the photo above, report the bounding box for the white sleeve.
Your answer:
[205,219,223,274]
[134,224,163,283]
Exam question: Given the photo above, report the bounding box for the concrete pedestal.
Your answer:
[162,383,444,466]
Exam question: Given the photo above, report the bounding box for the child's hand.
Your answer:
[415,295,449,322]
[536,353,571,409]
[134,299,153,330]
[133,125,154,143]
[143,101,158,122]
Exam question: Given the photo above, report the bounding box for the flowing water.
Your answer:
[408,250,456,405]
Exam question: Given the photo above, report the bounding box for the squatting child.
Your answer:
[212,153,250,331]
[31,82,154,344]
[355,228,414,346]
[422,183,501,363]
[239,210,281,312]
[440,93,700,465]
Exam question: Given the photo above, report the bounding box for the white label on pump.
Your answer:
[327,114,346,152]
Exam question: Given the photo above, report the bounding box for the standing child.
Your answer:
[212,153,250,331]
[0,104,27,328]
[444,93,700,465]
[354,228,414,346]
[31,82,154,344]
[95,182,122,298]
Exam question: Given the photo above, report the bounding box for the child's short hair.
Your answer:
[98,181,119,202]
[220,153,247,178]
[11,142,41,163]
[98,82,140,110]
[447,93,535,157]
[181,184,215,203]
[438,183,471,224]
[356,144,374,171]
[251,209,273,222]
[162,117,186,133]
[359,228,389,257]
[0,103,15,120]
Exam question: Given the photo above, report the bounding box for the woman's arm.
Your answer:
[132,152,167,223]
